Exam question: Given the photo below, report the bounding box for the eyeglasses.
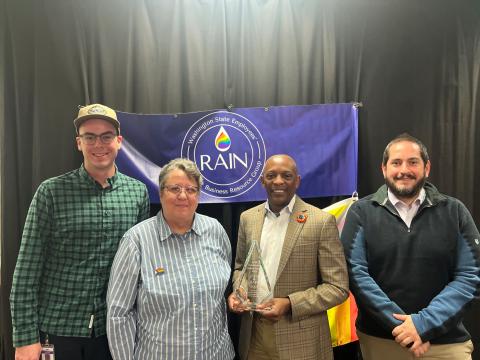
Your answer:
[78,132,117,145]
[163,184,199,196]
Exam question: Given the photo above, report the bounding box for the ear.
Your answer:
[76,137,82,151]
[425,160,431,177]
[116,135,123,149]
[381,163,387,178]
[260,175,266,188]
[295,175,301,189]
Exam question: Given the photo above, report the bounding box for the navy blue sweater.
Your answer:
[341,182,480,344]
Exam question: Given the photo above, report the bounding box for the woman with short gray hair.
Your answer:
[107,158,235,359]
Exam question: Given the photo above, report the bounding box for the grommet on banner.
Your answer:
[173,114,178,118]
[227,104,234,111]
[352,102,363,108]
[264,107,269,112]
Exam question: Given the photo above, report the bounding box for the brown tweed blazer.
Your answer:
[233,197,349,360]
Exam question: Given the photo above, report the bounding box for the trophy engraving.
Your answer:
[234,240,272,311]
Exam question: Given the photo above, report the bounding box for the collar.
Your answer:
[372,182,445,207]
[264,194,296,216]
[156,210,200,241]
[388,187,426,207]
[79,163,119,188]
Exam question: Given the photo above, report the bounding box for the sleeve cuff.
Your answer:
[411,313,427,341]
[12,328,40,348]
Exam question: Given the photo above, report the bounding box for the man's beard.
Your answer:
[385,174,426,199]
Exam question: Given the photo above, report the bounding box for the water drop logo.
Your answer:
[181,110,266,199]
[215,126,231,152]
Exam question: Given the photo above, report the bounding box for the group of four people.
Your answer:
[10,103,480,360]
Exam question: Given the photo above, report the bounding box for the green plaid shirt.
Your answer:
[10,165,150,347]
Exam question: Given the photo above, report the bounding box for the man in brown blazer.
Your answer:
[228,154,349,360]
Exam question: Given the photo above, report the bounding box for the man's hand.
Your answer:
[392,313,427,356]
[15,342,42,360]
[228,291,250,314]
[412,341,430,358]
[255,297,291,321]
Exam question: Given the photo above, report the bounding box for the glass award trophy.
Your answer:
[234,240,272,311]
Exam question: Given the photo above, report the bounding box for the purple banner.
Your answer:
[116,103,358,203]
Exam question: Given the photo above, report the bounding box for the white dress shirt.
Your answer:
[256,195,296,303]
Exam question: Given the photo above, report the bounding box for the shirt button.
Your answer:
[104,210,111,216]
[193,303,197,308]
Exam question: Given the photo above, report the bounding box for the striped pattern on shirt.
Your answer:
[107,211,235,360]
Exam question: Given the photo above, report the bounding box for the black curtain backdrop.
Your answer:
[1,1,480,359]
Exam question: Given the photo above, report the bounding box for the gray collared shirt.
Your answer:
[107,211,235,360]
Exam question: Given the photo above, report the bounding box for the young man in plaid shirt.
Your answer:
[10,104,150,360]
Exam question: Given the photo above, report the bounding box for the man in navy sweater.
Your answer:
[341,133,480,359]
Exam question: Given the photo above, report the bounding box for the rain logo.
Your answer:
[181,110,266,199]
[215,126,231,152]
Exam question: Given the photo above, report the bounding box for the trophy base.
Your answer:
[234,288,272,312]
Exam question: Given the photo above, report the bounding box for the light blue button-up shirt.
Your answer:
[107,211,235,360]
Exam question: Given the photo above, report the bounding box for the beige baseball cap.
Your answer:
[73,104,120,134]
